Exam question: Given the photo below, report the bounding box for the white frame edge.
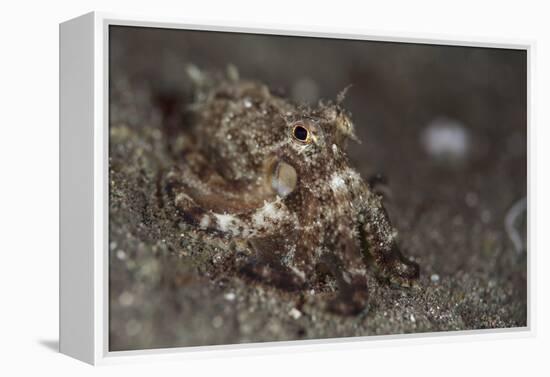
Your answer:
[59,11,535,365]
[60,12,96,364]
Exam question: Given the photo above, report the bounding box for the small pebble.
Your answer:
[421,117,470,162]
[116,250,126,260]
[224,292,236,301]
[118,291,134,307]
[289,308,302,319]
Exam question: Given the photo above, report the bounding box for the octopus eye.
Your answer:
[292,123,311,143]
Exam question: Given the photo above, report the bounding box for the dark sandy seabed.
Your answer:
[108,27,527,351]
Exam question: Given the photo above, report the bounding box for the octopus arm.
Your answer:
[171,186,295,239]
[358,192,419,287]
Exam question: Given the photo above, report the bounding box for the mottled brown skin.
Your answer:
[165,75,419,315]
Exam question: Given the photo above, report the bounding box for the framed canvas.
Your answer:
[59,11,532,365]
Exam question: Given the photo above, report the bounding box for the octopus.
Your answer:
[164,71,419,315]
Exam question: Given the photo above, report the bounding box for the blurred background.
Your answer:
[108,26,527,351]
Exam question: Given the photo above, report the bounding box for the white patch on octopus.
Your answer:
[199,215,211,230]
[346,169,363,184]
[341,271,352,284]
[281,247,296,267]
[349,267,368,276]
[289,265,306,281]
[329,172,346,192]
[252,200,285,228]
[175,192,194,206]
[214,213,238,233]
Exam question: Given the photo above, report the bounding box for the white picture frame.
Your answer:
[59,11,534,365]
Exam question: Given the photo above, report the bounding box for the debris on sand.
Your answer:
[505,197,527,254]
